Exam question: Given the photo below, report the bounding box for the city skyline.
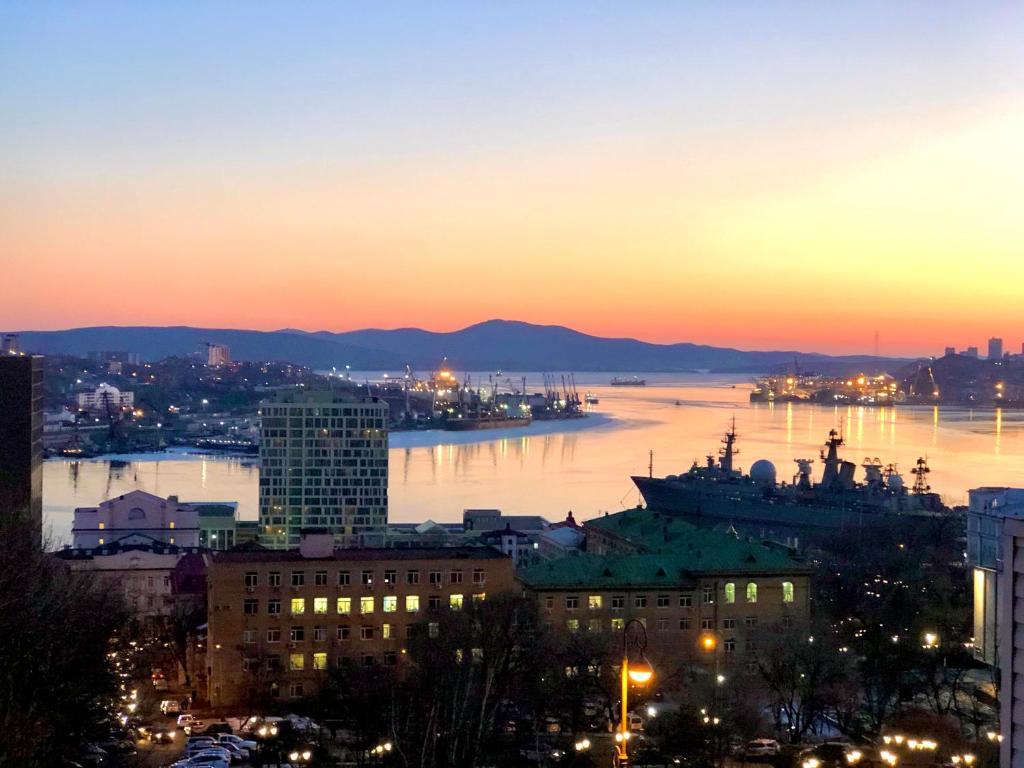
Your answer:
[3,2,1024,356]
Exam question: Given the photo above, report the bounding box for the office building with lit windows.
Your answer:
[258,389,388,549]
[204,532,515,707]
[518,507,812,673]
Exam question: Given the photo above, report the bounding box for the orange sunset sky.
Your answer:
[2,3,1023,356]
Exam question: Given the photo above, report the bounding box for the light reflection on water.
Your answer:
[43,373,1024,546]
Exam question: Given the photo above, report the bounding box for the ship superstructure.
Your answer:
[632,422,949,547]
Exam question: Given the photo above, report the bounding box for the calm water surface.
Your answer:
[43,373,1024,545]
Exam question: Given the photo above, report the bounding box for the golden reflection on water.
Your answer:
[41,375,1024,542]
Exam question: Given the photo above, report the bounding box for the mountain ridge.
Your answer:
[8,320,912,374]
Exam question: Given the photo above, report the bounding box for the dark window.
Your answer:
[244,599,258,615]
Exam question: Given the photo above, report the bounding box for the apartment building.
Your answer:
[205,533,515,707]
[258,390,388,548]
[518,507,812,673]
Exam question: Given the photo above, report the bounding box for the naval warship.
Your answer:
[632,421,949,544]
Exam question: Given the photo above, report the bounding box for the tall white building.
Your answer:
[258,389,388,549]
[206,343,231,367]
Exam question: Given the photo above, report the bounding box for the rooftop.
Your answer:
[260,388,385,406]
[210,545,509,564]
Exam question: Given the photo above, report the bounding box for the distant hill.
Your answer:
[10,320,909,374]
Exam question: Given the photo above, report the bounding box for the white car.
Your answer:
[178,714,200,727]
[190,749,233,765]
[161,699,182,715]
[743,738,782,757]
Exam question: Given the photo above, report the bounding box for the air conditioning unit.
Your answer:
[287,642,297,649]
[245,586,255,593]
[433,583,442,590]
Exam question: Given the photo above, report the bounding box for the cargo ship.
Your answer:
[632,421,949,546]
[611,376,646,387]
[442,413,532,431]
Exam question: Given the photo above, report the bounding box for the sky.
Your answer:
[2,2,1023,356]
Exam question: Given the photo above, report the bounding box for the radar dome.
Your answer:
[749,459,777,485]
[887,473,904,490]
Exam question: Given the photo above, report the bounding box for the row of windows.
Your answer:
[561,615,785,633]
[244,568,487,588]
[243,622,406,644]
[242,593,486,616]
[545,581,795,611]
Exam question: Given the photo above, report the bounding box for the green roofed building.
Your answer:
[190,502,260,550]
[517,506,812,673]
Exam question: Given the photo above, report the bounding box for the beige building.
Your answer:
[205,533,516,707]
[259,390,388,548]
[56,546,182,620]
[518,508,812,674]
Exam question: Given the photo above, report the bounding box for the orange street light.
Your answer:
[617,619,653,766]
[700,633,717,652]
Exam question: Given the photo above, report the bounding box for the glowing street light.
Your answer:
[616,619,653,766]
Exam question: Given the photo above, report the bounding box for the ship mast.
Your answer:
[719,417,738,475]
[820,427,844,487]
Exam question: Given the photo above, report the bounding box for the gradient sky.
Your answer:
[3,2,1023,355]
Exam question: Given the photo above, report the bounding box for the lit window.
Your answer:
[724,583,735,604]
[588,595,603,610]
[291,597,306,615]
[611,618,625,631]
[472,592,485,603]
[169,521,175,529]
[383,596,397,613]
[450,594,464,611]
[566,618,580,633]
[313,597,328,615]
[169,537,175,544]
[782,581,794,603]
[360,596,374,614]
[337,597,351,615]
[98,538,105,545]
[313,652,327,670]
[406,595,420,613]
[382,623,392,639]
[746,583,758,603]
[98,522,105,530]
[289,653,305,671]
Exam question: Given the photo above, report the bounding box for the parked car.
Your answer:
[217,741,248,762]
[218,733,258,751]
[154,678,170,691]
[190,748,234,765]
[161,699,182,715]
[798,742,858,767]
[743,738,782,759]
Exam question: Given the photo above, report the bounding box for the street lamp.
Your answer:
[616,619,653,767]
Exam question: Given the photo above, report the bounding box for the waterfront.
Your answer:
[43,372,1024,545]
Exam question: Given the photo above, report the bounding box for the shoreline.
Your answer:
[45,413,620,463]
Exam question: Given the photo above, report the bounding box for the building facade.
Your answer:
[77,382,134,411]
[519,508,813,674]
[258,390,388,548]
[205,535,515,707]
[72,490,200,549]
[988,337,1004,360]
[999,517,1024,768]
[966,487,1024,665]
[0,354,43,548]
[206,343,231,367]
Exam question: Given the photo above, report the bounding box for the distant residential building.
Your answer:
[204,532,515,707]
[77,382,134,412]
[998,516,1024,767]
[206,343,231,367]
[1,333,19,354]
[88,350,142,365]
[988,337,1004,360]
[55,543,192,621]
[463,508,549,535]
[537,526,585,560]
[966,487,1024,665]
[72,490,200,549]
[480,524,534,565]
[944,346,956,357]
[966,346,980,358]
[518,507,812,671]
[258,389,389,548]
[0,354,43,548]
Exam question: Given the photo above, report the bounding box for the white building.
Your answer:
[258,390,389,548]
[61,547,182,619]
[206,343,231,367]
[72,490,200,549]
[967,487,1024,665]
[999,517,1024,766]
[77,382,134,411]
